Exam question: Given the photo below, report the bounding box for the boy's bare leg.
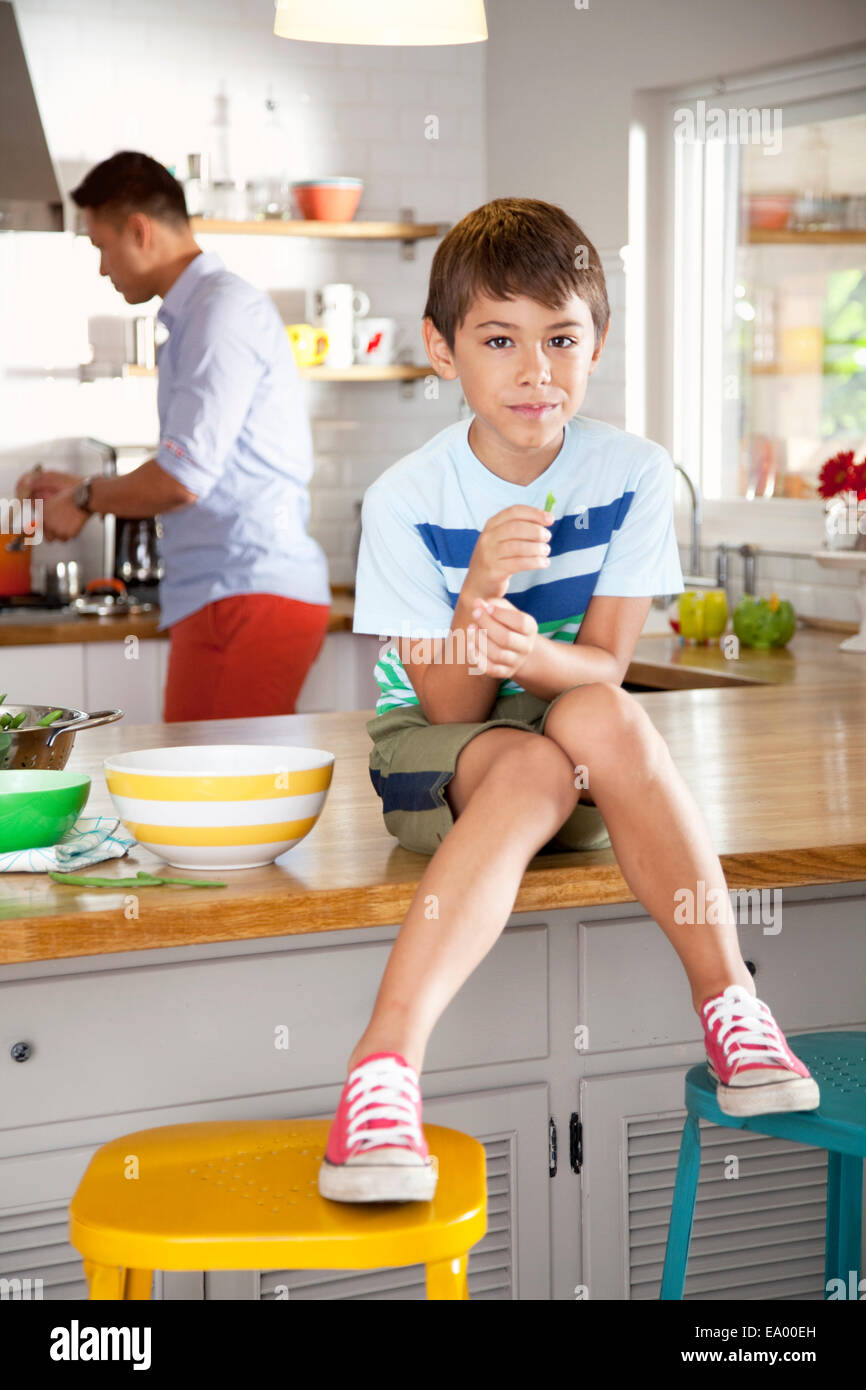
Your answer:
[349,681,754,1077]
[347,729,581,1075]
[543,682,755,1014]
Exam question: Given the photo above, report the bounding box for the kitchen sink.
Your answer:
[623,666,760,692]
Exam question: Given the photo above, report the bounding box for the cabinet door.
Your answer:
[294,633,339,713]
[0,645,86,711]
[579,1061,861,1301]
[206,1083,551,1301]
[294,632,382,713]
[84,640,166,723]
[0,1145,98,1300]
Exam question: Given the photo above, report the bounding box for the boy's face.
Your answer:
[423,290,608,450]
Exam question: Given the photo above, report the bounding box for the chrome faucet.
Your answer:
[673,463,702,577]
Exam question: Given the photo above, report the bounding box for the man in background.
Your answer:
[17,150,331,721]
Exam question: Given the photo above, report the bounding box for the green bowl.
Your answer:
[0,770,91,853]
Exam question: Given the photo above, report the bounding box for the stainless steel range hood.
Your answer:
[0,1,63,231]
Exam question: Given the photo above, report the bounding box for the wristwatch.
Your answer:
[73,476,96,513]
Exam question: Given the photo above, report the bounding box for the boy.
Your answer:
[319,198,819,1204]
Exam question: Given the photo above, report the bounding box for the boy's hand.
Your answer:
[466,504,552,601]
[467,596,538,679]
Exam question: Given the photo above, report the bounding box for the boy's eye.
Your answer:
[483,336,579,349]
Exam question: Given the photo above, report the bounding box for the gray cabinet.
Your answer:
[0,921,555,1302]
[1,882,864,1301]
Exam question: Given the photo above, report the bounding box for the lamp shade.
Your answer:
[274,0,488,45]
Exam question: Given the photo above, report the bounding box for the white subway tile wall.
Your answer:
[0,0,629,590]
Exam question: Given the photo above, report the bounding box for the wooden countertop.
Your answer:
[0,590,356,645]
[1,624,864,965]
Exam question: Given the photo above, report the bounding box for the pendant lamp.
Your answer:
[274,0,488,46]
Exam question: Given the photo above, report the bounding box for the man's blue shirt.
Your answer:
[154,251,330,629]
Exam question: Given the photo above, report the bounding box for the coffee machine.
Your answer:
[113,516,164,597]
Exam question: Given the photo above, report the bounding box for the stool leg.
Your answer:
[123,1268,154,1300]
[660,1114,701,1300]
[425,1253,469,1300]
[834,1150,861,1289]
[83,1260,126,1300]
[825,1151,842,1295]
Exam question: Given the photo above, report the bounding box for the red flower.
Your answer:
[818,450,856,499]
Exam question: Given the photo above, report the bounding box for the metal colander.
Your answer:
[0,706,123,770]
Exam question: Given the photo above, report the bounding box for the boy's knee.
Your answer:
[553,681,668,770]
[487,733,579,812]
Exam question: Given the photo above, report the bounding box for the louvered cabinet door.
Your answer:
[579,1064,840,1301]
[204,1082,551,1301]
[0,1145,100,1300]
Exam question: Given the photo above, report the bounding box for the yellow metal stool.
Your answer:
[69,1118,487,1301]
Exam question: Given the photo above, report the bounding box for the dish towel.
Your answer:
[0,816,136,873]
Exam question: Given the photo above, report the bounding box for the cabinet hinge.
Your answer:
[548,1117,557,1177]
[569,1112,583,1174]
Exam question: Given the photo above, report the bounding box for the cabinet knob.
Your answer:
[10,1041,31,1063]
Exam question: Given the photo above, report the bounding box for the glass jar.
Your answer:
[211,180,245,222]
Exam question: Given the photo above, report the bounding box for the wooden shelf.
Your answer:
[190,217,445,240]
[749,363,862,376]
[747,227,866,244]
[298,364,432,382]
[107,366,433,383]
[86,363,433,383]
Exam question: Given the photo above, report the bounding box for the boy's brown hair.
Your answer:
[423,197,609,350]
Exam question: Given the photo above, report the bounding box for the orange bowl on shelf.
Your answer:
[291,178,363,222]
[746,193,795,230]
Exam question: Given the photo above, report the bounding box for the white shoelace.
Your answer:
[704,987,790,1074]
[345,1058,423,1152]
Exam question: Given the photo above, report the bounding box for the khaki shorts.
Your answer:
[366,687,612,857]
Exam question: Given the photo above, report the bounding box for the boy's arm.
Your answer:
[515,594,653,699]
[398,588,503,724]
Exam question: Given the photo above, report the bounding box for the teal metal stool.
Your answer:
[661,1031,865,1300]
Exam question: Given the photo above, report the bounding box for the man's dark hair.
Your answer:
[424,197,609,351]
[71,151,188,227]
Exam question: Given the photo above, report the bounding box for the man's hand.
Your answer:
[16,467,79,502]
[40,487,91,542]
[467,595,539,679]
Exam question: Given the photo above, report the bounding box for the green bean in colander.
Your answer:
[36,709,64,727]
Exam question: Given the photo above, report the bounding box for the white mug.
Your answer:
[353,317,399,366]
[312,283,371,368]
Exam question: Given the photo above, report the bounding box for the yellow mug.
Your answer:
[286,323,329,367]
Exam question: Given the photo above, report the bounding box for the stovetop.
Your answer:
[0,590,159,618]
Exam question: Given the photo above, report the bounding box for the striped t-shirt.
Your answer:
[352,414,685,716]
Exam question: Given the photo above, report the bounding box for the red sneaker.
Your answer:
[318,1052,437,1203]
[701,985,820,1117]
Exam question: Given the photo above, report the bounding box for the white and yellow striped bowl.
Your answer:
[104,744,335,870]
